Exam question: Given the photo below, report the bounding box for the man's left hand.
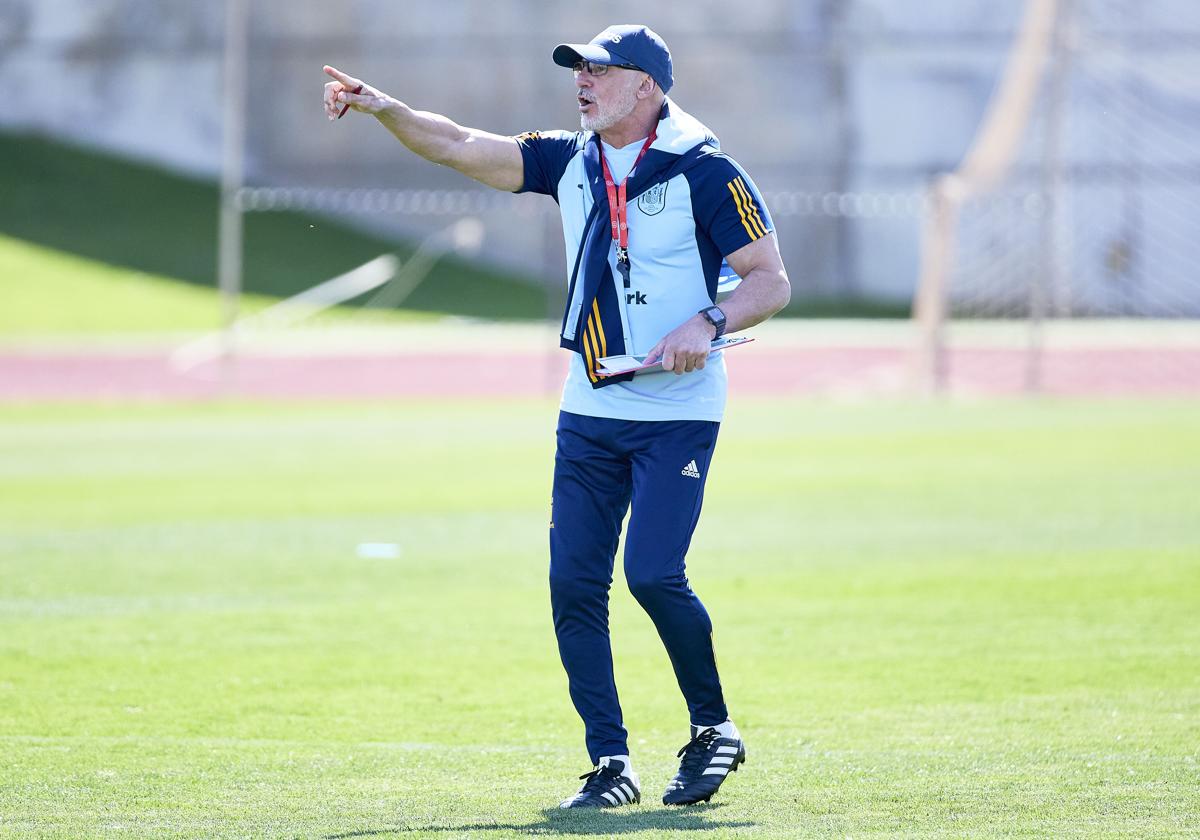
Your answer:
[644,315,717,375]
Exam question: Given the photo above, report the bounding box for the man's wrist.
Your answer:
[697,305,727,339]
[375,97,414,127]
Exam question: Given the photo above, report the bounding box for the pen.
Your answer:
[337,85,364,119]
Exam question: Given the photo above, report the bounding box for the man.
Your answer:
[323,24,789,808]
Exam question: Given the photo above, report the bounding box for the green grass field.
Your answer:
[1,398,1198,838]
[0,132,547,330]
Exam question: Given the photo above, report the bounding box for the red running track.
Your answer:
[1,346,1197,400]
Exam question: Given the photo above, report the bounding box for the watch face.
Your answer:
[701,307,726,335]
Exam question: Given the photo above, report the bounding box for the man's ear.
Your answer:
[637,74,657,99]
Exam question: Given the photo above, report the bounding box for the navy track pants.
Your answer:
[549,410,729,763]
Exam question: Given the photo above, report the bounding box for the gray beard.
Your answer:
[580,88,638,133]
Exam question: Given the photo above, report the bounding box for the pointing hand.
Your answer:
[323,65,387,120]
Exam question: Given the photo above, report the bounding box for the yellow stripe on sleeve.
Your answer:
[582,315,601,382]
[739,177,769,238]
[590,299,608,358]
[726,180,762,242]
[734,177,769,238]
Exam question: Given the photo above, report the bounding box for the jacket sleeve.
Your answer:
[687,155,775,257]
[513,130,582,201]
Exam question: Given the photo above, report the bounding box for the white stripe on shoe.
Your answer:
[663,727,747,805]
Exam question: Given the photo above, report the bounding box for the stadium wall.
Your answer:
[1,0,1196,312]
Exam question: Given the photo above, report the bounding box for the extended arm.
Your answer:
[645,233,791,373]
[323,65,525,192]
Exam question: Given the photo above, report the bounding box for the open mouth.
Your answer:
[578,95,594,111]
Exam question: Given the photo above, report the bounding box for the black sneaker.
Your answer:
[662,726,746,805]
[559,759,641,809]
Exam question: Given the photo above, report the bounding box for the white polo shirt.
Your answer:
[516,100,774,422]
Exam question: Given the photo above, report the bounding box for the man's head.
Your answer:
[553,25,672,134]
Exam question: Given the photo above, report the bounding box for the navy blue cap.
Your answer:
[552,24,674,94]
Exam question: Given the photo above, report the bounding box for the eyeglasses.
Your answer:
[572,60,641,77]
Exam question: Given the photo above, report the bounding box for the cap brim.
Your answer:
[552,42,617,68]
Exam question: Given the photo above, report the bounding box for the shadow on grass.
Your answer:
[325,803,755,837]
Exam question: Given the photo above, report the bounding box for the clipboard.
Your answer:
[596,335,755,377]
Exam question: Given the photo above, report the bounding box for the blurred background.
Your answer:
[3,3,1199,835]
[2,0,1197,398]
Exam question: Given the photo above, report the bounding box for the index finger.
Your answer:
[323,65,360,88]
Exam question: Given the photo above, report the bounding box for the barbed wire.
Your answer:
[235,186,955,219]
[236,187,527,216]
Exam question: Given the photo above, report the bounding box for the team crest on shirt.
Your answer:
[637,182,668,216]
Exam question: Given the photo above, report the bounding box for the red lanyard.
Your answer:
[599,131,657,273]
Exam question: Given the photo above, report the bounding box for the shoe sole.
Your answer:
[560,784,642,809]
[560,794,641,809]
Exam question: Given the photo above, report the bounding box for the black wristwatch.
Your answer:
[698,305,727,339]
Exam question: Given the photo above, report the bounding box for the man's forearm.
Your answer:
[366,97,524,191]
[646,266,789,372]
[719,267,791,334]
[324,66,523,190]
[374,98,469,167]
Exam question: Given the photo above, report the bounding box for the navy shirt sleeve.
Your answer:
[513,130,582,201]
[687,155,775,257]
